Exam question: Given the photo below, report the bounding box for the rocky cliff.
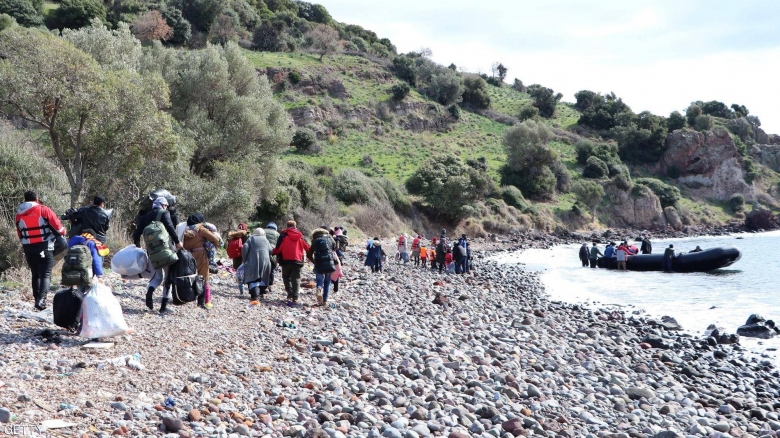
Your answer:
[603,184,666,229]
[662,128,755,202]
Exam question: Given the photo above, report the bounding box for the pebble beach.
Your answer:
[1,237,779,438]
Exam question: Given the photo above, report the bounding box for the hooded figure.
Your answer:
[242,228,273,300]
[182,212,220,308]
[365,238,385,273]
[264,222,280,248]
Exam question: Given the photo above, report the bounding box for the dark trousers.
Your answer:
[23,243,54,304]
[455,256,467,274]
[281,264,302,300]
[332,279,339,293]
[437,259,445,273]
[663,258,673,272]
[581,258,588,267]
[589,259,597,268]
[371,261,382,273]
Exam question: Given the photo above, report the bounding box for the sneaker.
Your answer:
[205,303,213,309]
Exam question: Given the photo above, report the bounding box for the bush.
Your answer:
[576,91,633,130]
[447,104,461,120]
[332,169,374,205]
[461,75,490,109]
[0,12,15,31]
[527,84,562,118]
[634,177,680,207]
[575,139,595,164]
[390,82,410,101]
[160,7,192,45]
[666,164,681,179]
[291,128,318,154]
[500,120,557,200]
[0,0,41,27]
[552,160,571,192]
[686,104,702,127]
[288,70,301,84]
[512,78,525,92]
[583,156,608,178]
[571,180,604,214]
[426,68,463,105]
[693,114,714,131]
[614,111,668,164]
[743,157,760,183]
[49,0,105,29]
[613,173,632,190]
[501,185,526,209]
[392,55,416,86]
[668,110,686,131]
[729,193,745,213]
[518,104,539,121]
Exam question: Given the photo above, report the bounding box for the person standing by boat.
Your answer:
[641,235,652,254]
[663,244,675,272]
[578,243,589,267]
[615,243,630,270]
[588,242,602,268]
[603,242,616,259]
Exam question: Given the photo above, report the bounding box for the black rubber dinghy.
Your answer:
[596,246,741,272]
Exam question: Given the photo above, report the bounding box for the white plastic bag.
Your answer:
[80,283,130,339]
[111,245,149,276]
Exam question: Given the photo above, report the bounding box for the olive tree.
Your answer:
[0,27,177,206]
[500,120,558,200]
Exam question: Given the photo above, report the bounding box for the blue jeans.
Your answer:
[315,270,332,303]
[455,256,467,274]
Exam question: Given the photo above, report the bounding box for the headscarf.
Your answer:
[265,222,277,230]
[152,197,168,209]
[238,223,248,231]
[334,227,343,236]
[253,228,266,236]
[187,212,205,226]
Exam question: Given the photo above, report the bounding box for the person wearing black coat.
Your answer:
[453,241,467,274]
[662,244,675,273]
[640,236,652,254]
[578,243,589,267]
[132,197,182,313]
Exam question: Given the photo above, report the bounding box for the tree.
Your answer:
[62,19,141,71]
[142,42,292,177]
[0,27,178,206]
[406,154,491,222]
[527,84,562,118]
[500,120,558,200]
[131,10,173,42]
[667,110,686,131]
[208,13,238,44]
[574,90,599,111]
[291,128,317,153]
[697,100,733,118]
[614,111,668,164]
[392,55,416,86]
[296,1,330,24]
[0,0,41,26]
[0,12,16,30]
[390,82,410,101]
[252,18,286,52]
[427,68,463,105]
[512,78,526,92]
[686,103,702,126]
[308,23,339,60]
[49,0,105,29]
[494,62,507,81]
[571,180,604,215]
[577,91,633,130]
[461,75,490,109]
[180,0,222,32]
[731,104,749,118]
[160,6,191,45]
[583,156,608,178]
[693,114,713,132]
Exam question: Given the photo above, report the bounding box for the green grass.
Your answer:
[42,1,59,13]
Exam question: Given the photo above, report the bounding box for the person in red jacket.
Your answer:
[16,191,66,310]
[272,220,310,306]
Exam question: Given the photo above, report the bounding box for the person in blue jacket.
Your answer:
[67,228,104,283]
[603,242,616,259]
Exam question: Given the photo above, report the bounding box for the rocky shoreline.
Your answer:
[1,240,779,438]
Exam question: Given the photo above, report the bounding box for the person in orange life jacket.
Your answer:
[132,197,182,313]
[429,237,438,270]
[411,234,422,267]
[16,191,66,310]
[67,229,106,284]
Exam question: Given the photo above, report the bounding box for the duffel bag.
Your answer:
[53,288,85,333]
[111,245,149,276]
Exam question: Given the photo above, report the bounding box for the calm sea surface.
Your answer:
[492,231,780,361]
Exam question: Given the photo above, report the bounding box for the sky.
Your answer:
[319,0,780,133]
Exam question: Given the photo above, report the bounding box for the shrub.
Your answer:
[500,120,557,200]
[518,104,539,121]
[49,0,105,29]
[461,75,490,109]
[575,139,596,164]
[571,180,604,214]
[390,82,410,101]
[392,55,416,86]
[666,164,681,179]
[686,104,702,127]
[743,157,760,183]
[667,110,686,131]
[0,12,15,31]
[512,78,526,92]
[447,104,461,120]
[291,128,318,153]
[576,91,633,130]
[527,84,562,118]
[634,177,680,207]
[0,0,41,27]
[729,193,745,213]
[501,185,526,209]
[426,68,463,105]
[332,169,374,205]
[160,7,192,45]
[361,154,373,166]
[693,114,714,131]
[552,160,571,192]
[288,70,302,84]
[613,173,632,190]
[614,111,668,164]
[583,156,608,178]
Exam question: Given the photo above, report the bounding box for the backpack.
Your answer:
[143,210,178,269]
[61,245,93,286]
[313,235,335,273]
[172,248,197,277]
[170,249,201,305]
[227,238,243,259]
[53,287,85,333]
[336,234,349,251]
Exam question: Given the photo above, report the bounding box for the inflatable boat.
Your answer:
[596,246,741,272]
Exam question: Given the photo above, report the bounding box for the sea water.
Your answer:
[492,230,780,362]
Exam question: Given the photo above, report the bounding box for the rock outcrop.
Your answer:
[751,143,780,172]
[663,206,683,231]
[604,185,665,229]
[662,128,754,201]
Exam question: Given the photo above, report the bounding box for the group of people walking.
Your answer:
[364,229,471,275]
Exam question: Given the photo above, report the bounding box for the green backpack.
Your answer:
[61,245,93,286]
[143,210,178,269]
